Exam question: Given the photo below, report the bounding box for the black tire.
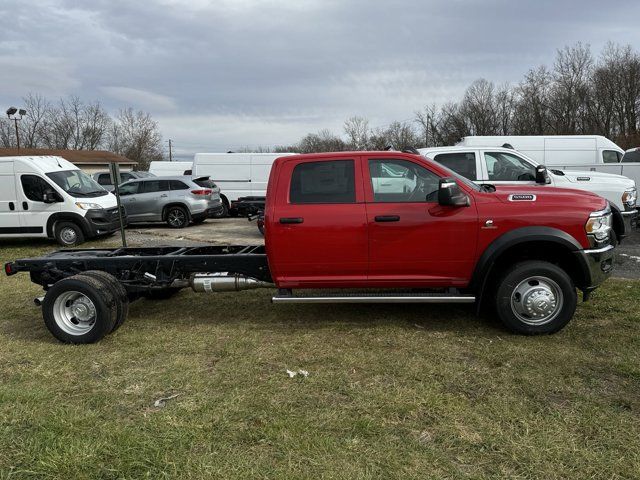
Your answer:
[165,206,189,228]
[77,271,129,333]
[42,275,117,344]
[54,221,85,247]
[211,202,228,219]
[258,223,265,235]
[495,261,577,335]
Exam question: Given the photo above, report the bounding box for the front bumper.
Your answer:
[84,207,127,237]
[575,244,615,294]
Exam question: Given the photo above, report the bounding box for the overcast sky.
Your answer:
[1,0,639,159]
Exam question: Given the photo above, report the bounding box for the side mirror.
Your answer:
[42,190,58,203]
[535,165,551,184]
[438,178,469,207]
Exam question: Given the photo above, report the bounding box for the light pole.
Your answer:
[6,107,26,149]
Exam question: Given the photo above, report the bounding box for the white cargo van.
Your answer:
[419,146,637,241]
[0,156,123,246]
[192,153,296,210]
[148,161,193,176]
[457,135,640,186]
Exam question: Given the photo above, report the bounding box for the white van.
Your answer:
[419,146,637,241]
[148,161,193,176]
[0,156,123,246]
[457,135,640,186]
[192,153,296,210]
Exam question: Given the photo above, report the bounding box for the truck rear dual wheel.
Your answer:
[495,261,577,335]
[77,271,129,333]
[42,275,118,344]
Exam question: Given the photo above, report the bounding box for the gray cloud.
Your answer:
[1,0,639,156]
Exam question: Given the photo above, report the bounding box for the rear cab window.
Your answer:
[289,160,356,204]
[432,152,478,181]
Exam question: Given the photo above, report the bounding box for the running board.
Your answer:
[271,294,476,304]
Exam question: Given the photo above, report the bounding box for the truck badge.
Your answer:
[508,194,536,201]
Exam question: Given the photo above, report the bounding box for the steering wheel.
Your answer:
[69,182,81,190]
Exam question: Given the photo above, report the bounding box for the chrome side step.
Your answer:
[272,295,476,304]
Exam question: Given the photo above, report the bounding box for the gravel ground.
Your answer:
[614,228,640,279]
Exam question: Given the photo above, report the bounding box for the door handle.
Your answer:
[22,202,28,211]
[160,194,168,198]
[8,202,14,211]
[279,217,304,224]
[375,215,400,222]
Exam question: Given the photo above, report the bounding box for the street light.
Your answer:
[6,106,27,149]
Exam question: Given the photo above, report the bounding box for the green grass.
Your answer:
[1,238,639,479]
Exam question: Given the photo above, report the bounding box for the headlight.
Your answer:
[585,207,612,242]
[75,202,103,210]
[622,188,637,209]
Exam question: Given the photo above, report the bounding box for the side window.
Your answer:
[368,159,440,203]
[169,180,189,190]
[602,150,621,164]
[97,173,112,185]
[290,160,355,204]
[21,175,56,202]
[142,180,170,193]
[120,172,134,181]
[433,152,477,180]
[622,149,640,163]
[119,182,140,195]
[484,152,536,181]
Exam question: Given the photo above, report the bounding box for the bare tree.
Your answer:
[109,108,164,170]
[343,116,370,150]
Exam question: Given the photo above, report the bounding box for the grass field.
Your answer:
[1,238,639,479]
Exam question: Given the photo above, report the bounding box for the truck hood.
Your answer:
[551,169,635,187]
[490,184,607,210]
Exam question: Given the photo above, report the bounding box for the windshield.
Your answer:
[46,170,108,197]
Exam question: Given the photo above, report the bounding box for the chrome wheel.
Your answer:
[510,276,564,326]
[52,291,96,335]
[60,227,77,244]
[168,209,186,227]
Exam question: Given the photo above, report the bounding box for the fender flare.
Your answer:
[46,212,90,238]
[471,226,588,306]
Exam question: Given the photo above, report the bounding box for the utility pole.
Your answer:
[168,139,173,161]
[6,107,26,149]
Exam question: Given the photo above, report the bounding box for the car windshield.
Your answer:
[46,170,108,197]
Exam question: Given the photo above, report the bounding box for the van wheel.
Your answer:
[55,222,85,247]
[495,261,577,335]
[166,206,189,228]
[42,275,117,343]
[77,271,129,333]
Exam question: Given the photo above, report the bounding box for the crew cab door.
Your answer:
[267,157,368,287]
[480,150,537,185]
[364,157,478,287]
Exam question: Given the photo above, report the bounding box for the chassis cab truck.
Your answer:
[6,151,615,343]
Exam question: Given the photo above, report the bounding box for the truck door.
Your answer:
[267,157,368,287]
[481,150,537,186]
[364,157,478,287]
[18,174,61,235]
[0,161,22,235]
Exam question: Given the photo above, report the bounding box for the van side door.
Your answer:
[0,161,22,235]
[18,174,62,235]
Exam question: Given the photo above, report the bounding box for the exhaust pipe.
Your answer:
[34,296,44,307]
[190,273,271,293]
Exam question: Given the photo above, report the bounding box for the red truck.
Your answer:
[5,150,615,343]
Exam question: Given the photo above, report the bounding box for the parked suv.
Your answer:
[118,176,223,228]
[93,170,155,191]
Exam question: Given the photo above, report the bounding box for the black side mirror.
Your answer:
[42,190,58,203]
[438,178,469,207]
[535,165,551,184]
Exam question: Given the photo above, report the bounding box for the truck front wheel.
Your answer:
[495,261,577,335]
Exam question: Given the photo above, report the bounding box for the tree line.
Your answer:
[0,94,164,169]
[275,42,640,153]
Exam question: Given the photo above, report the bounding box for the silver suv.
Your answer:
[118,176,223,228]
[93,170,155,191]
